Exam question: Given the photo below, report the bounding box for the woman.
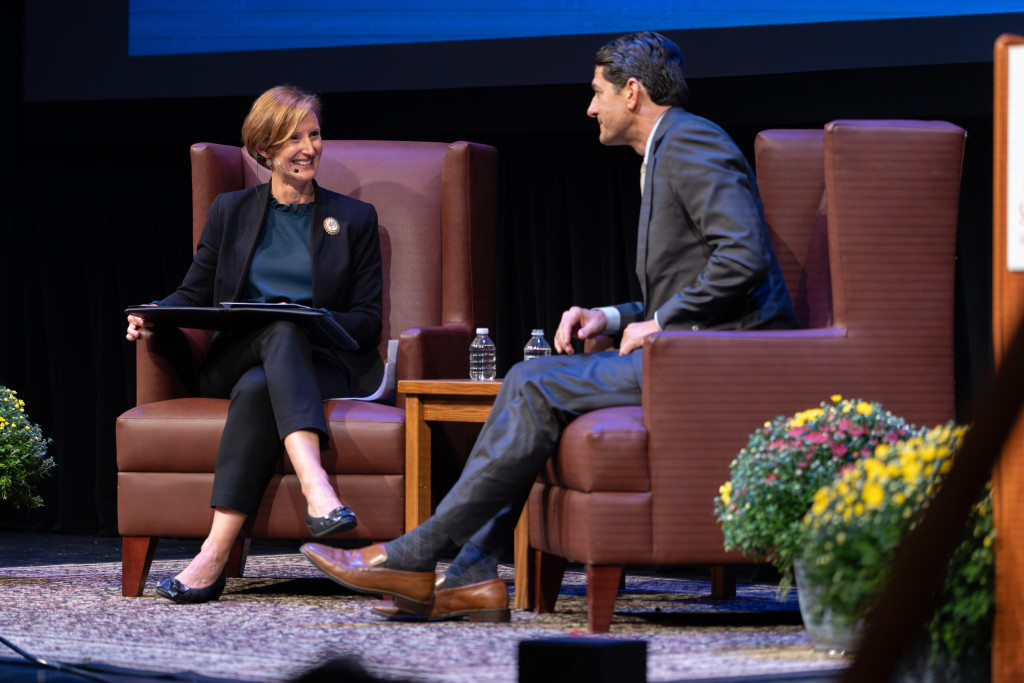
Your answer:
[125,85,384,604]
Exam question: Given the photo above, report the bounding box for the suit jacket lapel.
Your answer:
[636,162,652,305]
[636,119,670,308]
[230,185,271,300]
[309,183,329,304]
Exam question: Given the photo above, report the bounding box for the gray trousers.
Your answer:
[432,350,642,555]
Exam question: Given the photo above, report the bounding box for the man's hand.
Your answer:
[554,306,608,355]
[619,319,660,356]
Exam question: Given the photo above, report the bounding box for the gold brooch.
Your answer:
[323,217,341,235]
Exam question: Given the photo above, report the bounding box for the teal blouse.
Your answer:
[244,198,314,304]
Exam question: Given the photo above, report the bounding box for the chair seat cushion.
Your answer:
[118,471,405,539]
[529,483,653,565]
[116,397,405,474]
[541,406,649,492]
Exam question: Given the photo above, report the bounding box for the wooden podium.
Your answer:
[991,32,1024,683]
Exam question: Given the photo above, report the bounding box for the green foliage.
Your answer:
[799,424,994,662]
[0,386,55,510]
[928,488,995,662]
[714,396,919,594]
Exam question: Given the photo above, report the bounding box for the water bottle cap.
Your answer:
[531,329,544,336]
[475,327,489,334]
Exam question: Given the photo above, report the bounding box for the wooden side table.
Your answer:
[398,378,533,609]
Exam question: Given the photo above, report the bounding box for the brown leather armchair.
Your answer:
[117,140,497,597]
[527,120,967,632]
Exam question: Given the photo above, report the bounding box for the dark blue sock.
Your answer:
[383,517,454,572]
[443,541,503,588]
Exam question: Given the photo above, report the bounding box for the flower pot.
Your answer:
[793,560,863,655]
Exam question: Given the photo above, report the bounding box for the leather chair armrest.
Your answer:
[638,328,853,564]
[397,324,476,384]
[135,327,212,405]
[641,328,850,440]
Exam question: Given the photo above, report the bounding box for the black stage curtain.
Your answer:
[0,64,993,534]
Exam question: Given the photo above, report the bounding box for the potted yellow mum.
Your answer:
[798,424,994,673]
[0,386,55,510]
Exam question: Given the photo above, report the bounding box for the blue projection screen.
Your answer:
[129,1,1015,56]
[22,1,1024,101]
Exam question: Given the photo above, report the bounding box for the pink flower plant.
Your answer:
[714,396,920,593]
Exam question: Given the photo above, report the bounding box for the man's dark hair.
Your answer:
[593,31,689,107]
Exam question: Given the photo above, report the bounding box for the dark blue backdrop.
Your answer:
[128,2,1010,55]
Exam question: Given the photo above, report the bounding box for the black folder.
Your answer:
[124,302,357,350]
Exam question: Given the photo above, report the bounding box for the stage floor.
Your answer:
[0,531,847,683]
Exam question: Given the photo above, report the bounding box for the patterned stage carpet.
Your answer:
[0,533,848,682]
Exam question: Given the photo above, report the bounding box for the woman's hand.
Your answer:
[125,306,157,342]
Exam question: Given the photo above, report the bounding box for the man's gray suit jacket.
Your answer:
[615,107,795,342]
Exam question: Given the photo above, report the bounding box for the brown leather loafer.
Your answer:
[372,576,510,622]
[300,542,436,604]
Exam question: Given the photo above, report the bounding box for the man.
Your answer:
[300,31,797,621]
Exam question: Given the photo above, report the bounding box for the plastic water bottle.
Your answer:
[523,329,552,361]
[469,327,497,381]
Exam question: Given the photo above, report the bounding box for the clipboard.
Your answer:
[124,302,357,350]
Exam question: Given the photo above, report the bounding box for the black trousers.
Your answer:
[198,321,350,515]
[431,350,642,555]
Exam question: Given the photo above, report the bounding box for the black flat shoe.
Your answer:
[306,505,357,537]
[155,570,226,604]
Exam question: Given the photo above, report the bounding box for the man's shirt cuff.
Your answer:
[594,306,622,335]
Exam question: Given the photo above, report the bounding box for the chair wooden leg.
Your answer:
[122,536,158,597]
[513,507,534,610]
[226,536,251,578]
[533,550,568,614]
[586,564,624,633]
[711,564,736,598]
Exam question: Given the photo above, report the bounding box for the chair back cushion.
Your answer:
[754,129,831,328]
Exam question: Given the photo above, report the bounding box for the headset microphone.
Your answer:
[273,158,299,174]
